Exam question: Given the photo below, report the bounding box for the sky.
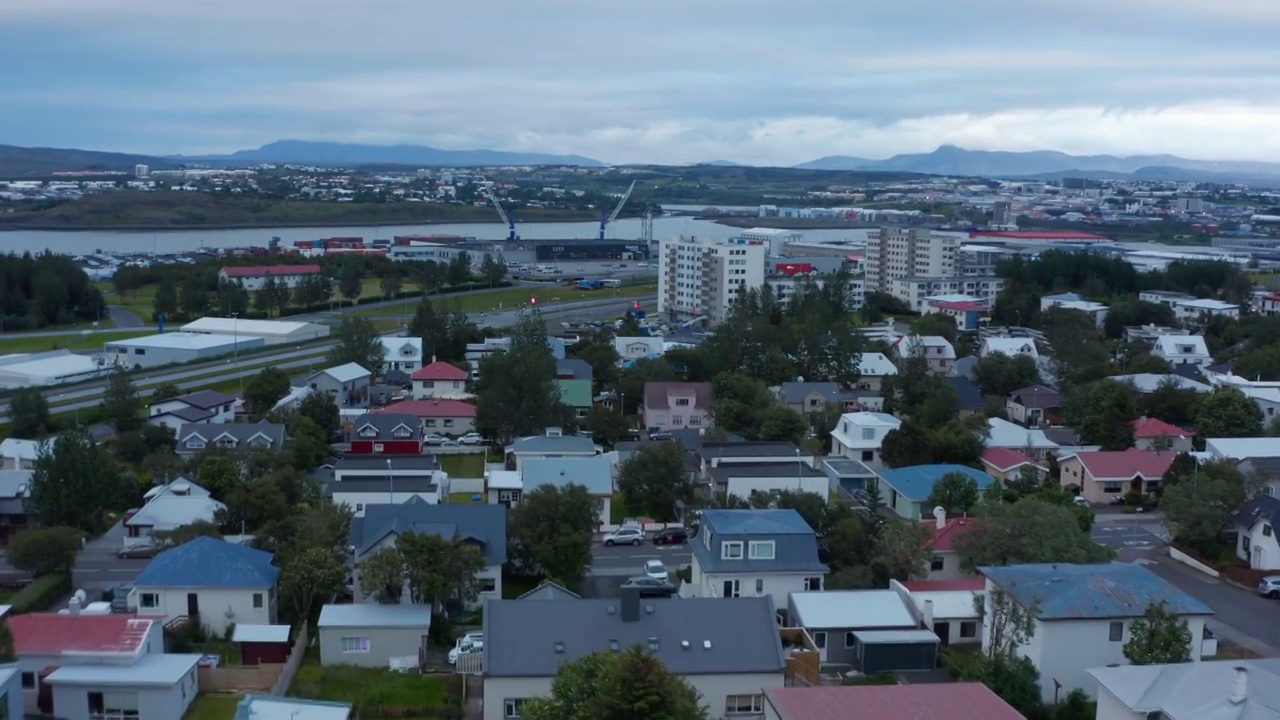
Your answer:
[5,0,1280,166]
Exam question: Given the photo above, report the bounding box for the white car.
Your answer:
[644,559,668,582]
[423,434,448,445]
[1072,496,1090,507]
[458,433,484,445]
[603,527,645,546]
[448,633,484,664]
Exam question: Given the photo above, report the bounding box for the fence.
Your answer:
[271,623,310,696]
[195,624,309,695]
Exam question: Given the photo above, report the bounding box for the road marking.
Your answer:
[1123,541,1152,547]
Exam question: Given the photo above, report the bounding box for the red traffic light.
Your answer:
[531,297,538,305]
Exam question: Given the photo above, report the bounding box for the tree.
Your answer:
[0,622,13,663]
[522,647,707,720]
[1124,601,1193,665]
[9,387,51,438]
[379,274,403,300]
[297,390,340,436]
[587,407,629,448]
[1073,380,1137,450]
[407,296,480,363]
[358,547,405,604]
[339,265,363,306]
[1194,387,1263,439]
[255,275,280,316]
[570,328,622,392]
[100,364,142,432]
[616,441,693,522]
[150,381,182,404]
[926,472,981,515]
[758,406,807,444]
[28,430,136,532]
[327,316,387,376]
[710,373,775,438]
[479,253,506,287]
[151,520,222,548]
[507,484,599,587]
[985,587,1038,660]
[973,352,1040,397]
[179,273,208,318]
[879,422,931,468]
[196,454,242,501]
[244,367,291,419]
[446,251,473,287]
[279,546,347,622]
[870,521,932,584]
[6,526,82,576]
[474,311,565,444]
[616,357,676,415]
[394,531,486,610]
[152,274,178,319]
[954,498,1115,571]
[214,277,251,315]
[1161,471,1247,552]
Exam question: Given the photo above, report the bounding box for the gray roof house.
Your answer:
[517,580,581,600]
[507,429,598,471]
[305,362,372,408]
[521,455,614,529]
[350,413,422,443]
[1233,494,1280,570]
[317,603,432,669]
[175,422,286,456]
[709,462,828,504]
[1088,660,1280,720]
[350,499,506,606]
[481,593,787,720]
[786,590,935,672]
[775,382,859,421]
[0,470,31,542]
[942,376,986,415]
[555,358,593,382]
[682,509,828,610]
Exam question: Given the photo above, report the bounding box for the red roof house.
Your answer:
[411,361,471,401]
[8,613,160,658]
[980,447,1046,480]
[411,361,469,382]
[1061,448,1177,503]
[1132,416,1193,452]
[764,682,1026,720]
[900,578,986,592]
[380,399,478,436]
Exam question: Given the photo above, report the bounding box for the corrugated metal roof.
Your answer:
[877,464,995,502]
[790,590,916,629]
[234,695,352,720]
[980,563,1215,620]
[852,629,939,644]
[764,683,1026,720]
[133,536,279,589]
[318,603,432,629]
[522,455,612,495]
[1088,659,1280,720]
[907,591,981,620]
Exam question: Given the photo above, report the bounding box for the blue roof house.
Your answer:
[683,509,828,610]
[978,563,1215,703]
[876,464,996,520]
[521,455,614,529]
[130,536,281,636]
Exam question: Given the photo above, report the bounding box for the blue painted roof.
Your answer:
[979,563,1215,620]
[877,464,995,502]
[133,536,279,589]
[522,455,613,495]
[700,509,815,535]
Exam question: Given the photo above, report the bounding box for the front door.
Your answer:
[187,592,200,617]
[722,580,740,598]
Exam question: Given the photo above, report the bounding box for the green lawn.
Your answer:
[290,657,450,713]
[0,329,153,355]
[183,694,242,720]
[350,282,657,318]
[448,491,485,504]
[439,453,486,478]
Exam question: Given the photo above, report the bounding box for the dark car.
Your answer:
[654,527,688,545]
[621,576,676,597]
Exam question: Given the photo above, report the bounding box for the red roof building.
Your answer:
[1061,448,1177,504]
[968,230,1111,242]
[381,399,477,418]
[8,613,159,657]
[1132,416,1191,439]
[933,300,987,312]
[918,517,973,552]
[411,361,469,381]
[764,682,1026,720]
[980,447,1046,481]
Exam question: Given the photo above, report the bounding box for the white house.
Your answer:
[892,335,957,374]
[410,360,470,400]
[520,456,613,529]
[829,412,901,465]
[44,653,203,720]
[129,537,280,636]
[147,390,237,431]
[1233,495,1280,571]
[218,263,322,291]
[979,563,1214,702]
[124,479,225,549]
[1205,436,1280,462]
[1152,334,1212,367]
[482,594,787,720]
[1089,660,1280,720]
[614,336,664,362]
[379,337,424,373]
[979,337,1039,359]
[984,417,1059,458]
[855,352,898,391]
[892,578,986,646]
[0,438,41,470]
[1170,298,1240,324]
[709,462,829,503]
[682,509,828,607]
[1040,293,1109,328]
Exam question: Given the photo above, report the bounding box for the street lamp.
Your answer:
[387,458,394,504]
[795,446,803,491]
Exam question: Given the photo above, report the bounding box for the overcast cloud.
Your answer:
[4,0,1280,165]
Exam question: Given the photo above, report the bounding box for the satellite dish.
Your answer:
[795,376,805,383]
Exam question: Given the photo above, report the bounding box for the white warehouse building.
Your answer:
[181,317,331,345]
[0,349,111,388]
[105,332,265,369]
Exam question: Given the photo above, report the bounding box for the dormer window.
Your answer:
[248,436,270,448]
[186,439,206,449]
[748,541,775,560]
[216,437,238,449]
[675,398,690,407]
[392,425,412,438]
[721,541,744,560]
[358,425,378,438]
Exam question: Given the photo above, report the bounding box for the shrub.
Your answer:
[10,573,71,614]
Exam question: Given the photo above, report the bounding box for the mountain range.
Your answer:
[171,140,604,168]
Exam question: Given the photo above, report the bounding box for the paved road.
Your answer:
[1090,512,1169,551]
[107,306,146,328]
[72,521,150,591]
[1141,555,1280,657]
[590,539,691,577]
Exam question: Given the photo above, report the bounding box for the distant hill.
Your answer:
[176,140,604,168]
[697,159,747,167]
[0,144,167,177]
[795,144,1280,184]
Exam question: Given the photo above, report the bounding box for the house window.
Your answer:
[748,540,775,560]
[444,419,455,428]
[725,695,764,715]
[425,419,437,427]
[812,631,826,648]
[186,440,206,449]
[672,415,683,425]
[689,415,701,426]
[804,576,822,591]
[253,593,264,609]
[20,672,33,689]
[1109,621,1124,641]
[930,555,945,572]
[341,637,371,653]
[504,699,526,718]
[88,691,139,719]
[1266,525,1274,537]
[655,414,667,425]
[675,398,690,406]
[861,428,875,440]
[960,621,977,638]
[479,578,497,593]
[216,437,238,449]
[392,426,412,438]
[721,541,744,560]
[139,593,159,609]
[358,426,377,438]
[248,437,270,448]
[755,578,764,594]
[845,631,857,648]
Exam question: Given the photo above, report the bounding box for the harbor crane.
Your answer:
[598,181,637,240]
[482,185,518,241]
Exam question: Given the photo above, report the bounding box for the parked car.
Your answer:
[621,576,676,597]
[602,527,645,546]
[653,527,688,545]
[439,440,460,448]
[1072,496,1090,507]
[458,433,484,445]
[423,434,448,445]
[1258,576,1280,598]
[643,559,668,581]
[448,637,483,664]
[117,544,157,559]
[648,431,673,441]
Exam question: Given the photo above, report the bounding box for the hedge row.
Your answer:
[11,573,71,614]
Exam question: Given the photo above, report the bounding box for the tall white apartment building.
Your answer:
[865,227,958,291]
[658,236,766,323]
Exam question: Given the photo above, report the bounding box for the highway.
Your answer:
[0,297,655,424]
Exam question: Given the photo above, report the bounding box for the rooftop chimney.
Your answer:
[922,599,934,629]
[933,506,947,530]
[1230,666,1248,704]
[620,587,641,622]
[68,597,81,616]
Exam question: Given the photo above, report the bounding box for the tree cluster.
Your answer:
[0,252,106,330]
[523,647,706,720]
[326,316,387,376]
[407,296,483,363]
[28,430,139,533]
[474,311,568,444]
[954,496,1114,571]
[710,373,807,443]
[616,441,696,522]
[879,418,985,469]
[507,484,600,588]
[358,531,486,610]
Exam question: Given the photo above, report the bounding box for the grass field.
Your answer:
[0,329,153,355]
[182,694,242,720]
[448,491,485,504]
[290,649,449,712]
[438,453,486,478]
[355,282,657,318]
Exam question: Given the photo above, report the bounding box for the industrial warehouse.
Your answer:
[0,349,111,389]
[181,317,331,345]
[104,332,265,369]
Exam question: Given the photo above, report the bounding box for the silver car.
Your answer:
[1259,576,1280,598]
[603,527,644,546]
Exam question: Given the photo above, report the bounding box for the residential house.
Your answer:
[516,580,581,600]
[1005,384,1062,426]
[855,352,898,391]
[642,381,713,432]
[44,653,203,720]
[0,437,41,470]
[700,442,809,471]
[614,336,664,362]
[979,337,1039,359]
[1132,416,1193,452]
[465,336,566,379]
[0,470,31,543]
[821,457,880,502]
[775,382,859,427]
[348,413,422,455]
[521,456,614,529]
[129,536,280,636]
[1205,437,1280,463]
[349,500,506,605]
[1089,660,1280,720]
[979,447,1046,484]
[0,664,22,720]
[1041,292,1110,328]
[710,462,828,503]
[147,390,237,431]
[556,359,594,420]
[233,695,353,720]
[1152,334,1212,367]
[763,683,1025,720]
[928,299,987,331]
[410,360,470,400]
[979,562,1214,702]
[877,464,995,521]
[381,399,477,436]
[1238,456,1280,497]
[326,456,447,514]
[1233,495,1280,570]
[786,590,937,671]
[486,469,523,506]
[829,412,901,465]
[305,362,373,407]
[894,578,986,646]
[919,513,977,582]
[123,479,225,549]
[682,509,828,607]
[985,418,1059,458]
[482,593,787,720]
[892,335,957,374]
[174,422,286,456]
[1058,449,1176,504]
[6,612,170,717]
[379,337,424,373]
[1111,372,1213,394]
[943,376,986,417]
[317,603,432,669]
[507,430,598,471]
